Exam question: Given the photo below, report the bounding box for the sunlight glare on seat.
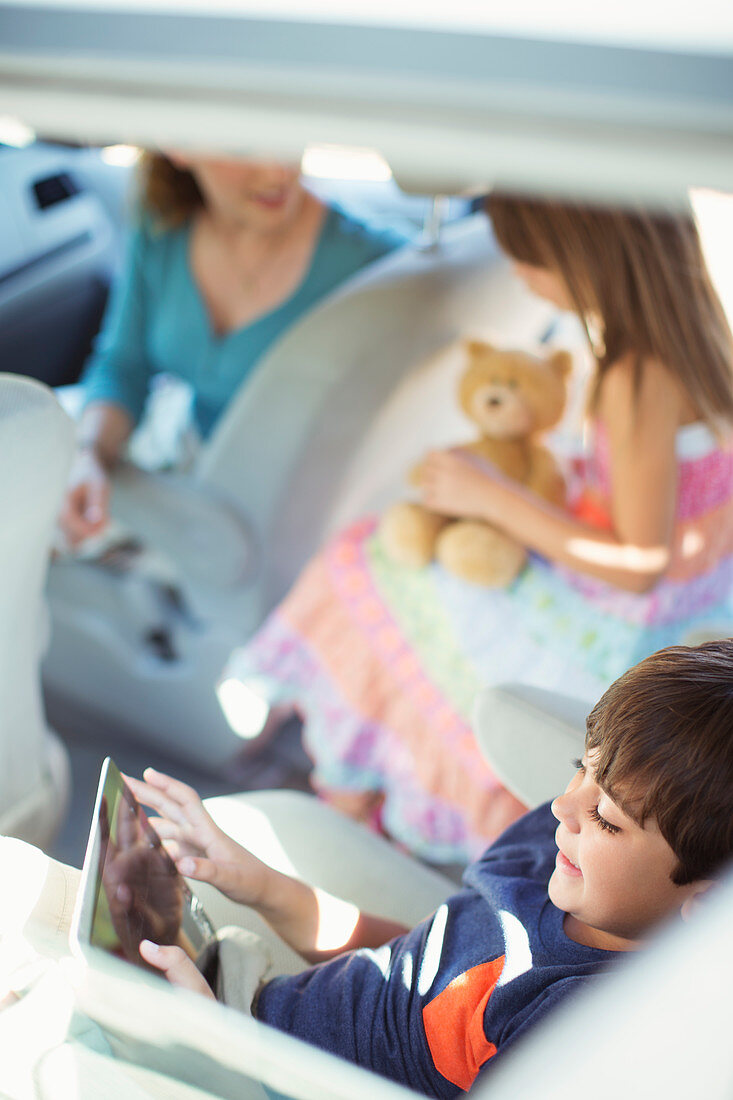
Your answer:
[1,840,53,935]
[313,888,361,953]
[301,144,392,182]
[691,188,733,330]
[0,116,35,148]
[216,677,270,739]
[35,1041,81,1099]
[0,971,76,1098]
[206,803,299,876]
[100,144,141,167]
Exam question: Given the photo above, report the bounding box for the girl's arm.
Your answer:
[421,358,682,594]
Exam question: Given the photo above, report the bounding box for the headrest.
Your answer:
[0,374,74,521]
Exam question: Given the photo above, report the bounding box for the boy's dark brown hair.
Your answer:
[585,641,733,885]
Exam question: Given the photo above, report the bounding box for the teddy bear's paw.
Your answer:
[436,521,527,587]
[378,502,447,568]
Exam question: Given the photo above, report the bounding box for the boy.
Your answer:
[129,641,733,1098]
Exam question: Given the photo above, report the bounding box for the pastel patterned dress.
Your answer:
[230,421,733,863]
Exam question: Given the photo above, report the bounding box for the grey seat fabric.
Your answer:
[473,683,591,809]
[200,788,455,933]
[0,374,74,847]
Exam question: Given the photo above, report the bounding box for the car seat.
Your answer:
[43,214,556,769]
[0,373,73,847]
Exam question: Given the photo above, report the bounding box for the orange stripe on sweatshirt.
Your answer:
[422,957,505,1091]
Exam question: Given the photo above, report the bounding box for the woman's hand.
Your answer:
[123,769,271,909]
[139,940,216,1000]
[420,448,505,524]
[58,448,111,545]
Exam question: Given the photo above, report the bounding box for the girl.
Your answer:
[229,192,733,864]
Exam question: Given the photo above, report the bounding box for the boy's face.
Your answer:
[548,753,696,951]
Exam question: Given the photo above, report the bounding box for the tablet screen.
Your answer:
[88,758,218,978]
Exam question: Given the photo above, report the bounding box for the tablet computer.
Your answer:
[70,757,220,989]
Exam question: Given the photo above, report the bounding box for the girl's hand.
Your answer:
[420,448,504,523]
[139,940,215,1000]
[124,769,270,908]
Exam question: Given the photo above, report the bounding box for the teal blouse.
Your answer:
[81,205,408,437]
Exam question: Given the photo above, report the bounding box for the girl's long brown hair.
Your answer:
[136,151,204,229]
[486,192,733,429]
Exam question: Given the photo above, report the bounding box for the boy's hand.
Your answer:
[139,940,215,1000]
[123,769,270,909]
[126,768,400,965]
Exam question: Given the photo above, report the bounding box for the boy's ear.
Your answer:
[679,879,715,922]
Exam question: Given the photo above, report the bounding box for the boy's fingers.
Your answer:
[124,775,190,828]
[136,768,211,831]
[146,817,184,841]
[176,856,241,899]
[161,838,182,861]
[176,855,216,883]
[143,768,200,806]
[139,941,215,999]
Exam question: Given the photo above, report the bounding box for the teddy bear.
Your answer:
[378,340,571,587]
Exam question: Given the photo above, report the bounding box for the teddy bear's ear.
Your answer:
[462,338,494,357]
[548,349,573,378]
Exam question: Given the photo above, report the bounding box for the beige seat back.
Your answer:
[473,683,590,808]
[0,374,73,847]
